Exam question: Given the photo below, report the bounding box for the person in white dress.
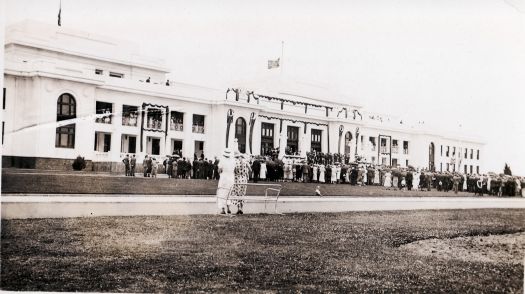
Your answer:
[216,149,236,214]
[413,172,420,191]
[335,164,341,184]
[319,164,326,183]
[362,166,368,186]
[463,174,468,191]
[384,171,392,188]
[344,165,350,183]
[373,168,380,185]
[330,164,337,184]
[260,160,267,180]
[312,164,319,182]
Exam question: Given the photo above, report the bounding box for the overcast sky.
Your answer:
[5,0,525,174]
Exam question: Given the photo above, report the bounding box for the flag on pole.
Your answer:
[268,58,280,69]
[58,0,62,26]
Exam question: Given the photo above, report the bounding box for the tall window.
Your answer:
[440,145,443,156]
[170,111,184,131]
[369,137,376,151]
[392,139,398,154]
[470,149,473,159]
[446,146,449,157]
[122,105,138,126]
[286,126,299,154]
[260,123,274,155]
[477,149,479,160]
[147,108,163,129]
[235,117,247,153]
[464,148,467,159]
[311,129,322,152]
[403,141,409,154]
[344,132,353,155]
[95,101,113,124]
[55,93,76,148]
[192,114,205,133]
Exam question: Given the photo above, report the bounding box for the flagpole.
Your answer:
[280,41,284,76]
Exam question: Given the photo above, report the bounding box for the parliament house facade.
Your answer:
[2,21,484,173]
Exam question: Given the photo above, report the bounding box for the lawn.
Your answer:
[2,169,477,197]
[1,209,524,292]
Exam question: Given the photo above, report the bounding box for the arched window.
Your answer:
[344,131,353,155]
[55,93,76,148]
[235,117,247,153]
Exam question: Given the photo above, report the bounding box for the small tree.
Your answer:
[72,155,86,171]
[503,163,512,176]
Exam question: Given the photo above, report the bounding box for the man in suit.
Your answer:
[143,155,149,177]
[252,159,261,183]
[406,171,413,191]
[130,155,136,177]
[122,154,130,176]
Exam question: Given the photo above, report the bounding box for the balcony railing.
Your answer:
[122,115,138,127]
[95,114,112,124]
[192,125,204,133]
[380,146,388,153]
[403,148,409,155]
[391,146,399,154]
[170,122,183,132]
[146,119,163,130]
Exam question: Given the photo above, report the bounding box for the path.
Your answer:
[2,194,524,219]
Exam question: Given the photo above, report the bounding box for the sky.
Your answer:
[4,0,525,175]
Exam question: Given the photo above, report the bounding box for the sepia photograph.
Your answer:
[1,0,525,292]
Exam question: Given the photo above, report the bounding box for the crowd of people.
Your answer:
[122,149,525,198]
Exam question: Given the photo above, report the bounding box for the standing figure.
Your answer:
[384,170,392,188]
[122,154,130,176]
[130,155,136,177]
[151,158,158,178]
[319,164,326,183]
[216,149,236,214]
[231,153,252,214]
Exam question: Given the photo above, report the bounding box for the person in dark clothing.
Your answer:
[406,171,413,191]
[252,159,261,183]
[122,154,130,176]
[213,157,220,180]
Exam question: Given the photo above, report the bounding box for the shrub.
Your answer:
[72,156,86,171]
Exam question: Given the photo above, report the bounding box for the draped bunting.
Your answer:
[258,114,328,127]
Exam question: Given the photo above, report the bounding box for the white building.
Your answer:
[2,21,484,173]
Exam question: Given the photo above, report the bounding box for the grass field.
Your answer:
[1,209,524,292]
[2,169,478,197]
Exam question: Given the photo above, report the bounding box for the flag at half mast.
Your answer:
[268,58,280,69]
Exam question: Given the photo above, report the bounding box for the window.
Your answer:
[470,165,473,174]
[95,69,103,75]
[405,159,408,167]
[235,117,247,153]
[477,149,479,160]
[440,145,443,156]
[464,165,467,174]
[392,158,398,167]
[476,166,479,174]
[170,111,184,131]
[470,149,473,159]
[261,123,274,155]
[121,134,136,153]
[452,147,456,157]
[96,101,113,124]
[464,148,468,159]
[122,105,138,126]
[55,93,76,148]
[344,132,353,156]
[446,146,449,157]
[286,126,299,154]
[380,138,388,153]
[446,163,449,171]
[147,108,163,129]
[403,141,409,154]
[392,139,398,154]
[109,72,124,78]
[311,129,322,152]
[360,135,364,150]
[3,87,5,109]
[94,132,111,152]
[192,114,205,133]
[440,163,443,172]
[369,137,376,151]
[2,122,4,145]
